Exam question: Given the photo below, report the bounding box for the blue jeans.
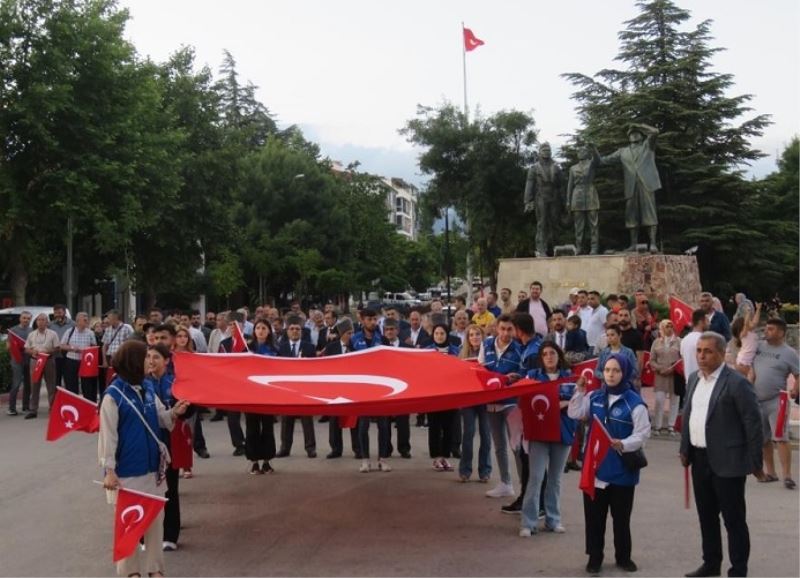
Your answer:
[521,441,572,531]
[488,407,513,485]
[459,405,492,479]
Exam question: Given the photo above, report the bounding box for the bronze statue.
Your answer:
[567,144,601,254]
[524,142,564,257]
[599,123,661,252]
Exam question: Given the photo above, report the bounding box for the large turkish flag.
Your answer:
[172,347,547,416]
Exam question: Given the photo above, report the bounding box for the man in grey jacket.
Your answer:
[679,332,764,578]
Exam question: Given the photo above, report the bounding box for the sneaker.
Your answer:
[6,409,18,416]
[378,459,392,472]
[486,482,515,498]
[616,559,638,572]
[250,462,262,475]
[261,461,274,474]
[545,524,566,533]
[501,497,522,514]
[194,448,210,459]
[519,528,532,538]
[162,541,177,552]
[651,428,660,437]
[24,412,37,419]
[785,478,796,490]
[538,508,546,520]
[359,460,371,473]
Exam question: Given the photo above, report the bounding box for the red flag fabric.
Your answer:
[774,390,789,438]
[7,330,25,364]
[113,487,167,562]
[79,346,101,378]
[173,347,550,416]
[579,416,613,500]
[46,387,100,441]
[231,322,248,353]
[169,418,194,470]
[32,353,50,383]
[106,368,118,387]
[463,27,485,51]
[641,351,655,387]
[669,296,694,335]
[339,415,358,429]
[571,358,601,392]
[520,380,563,442]
[673,412,683,432]
[673,358,684,377]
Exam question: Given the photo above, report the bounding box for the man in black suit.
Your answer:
[276,315,318,458]
[680,332,765,578]
[547,309,589,360]
[699,292,732,342]
[316,309,338,353]
[324,317,361,459]
[405,309,430,348]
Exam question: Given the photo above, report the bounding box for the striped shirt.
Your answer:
[102,323,134,357]
[61,327,98,361]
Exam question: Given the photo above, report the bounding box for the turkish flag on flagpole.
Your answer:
[113,487,167,562]
[46,387,100,441]
[231,321,248,353]
[169,418,194,470]
[641,351,655,387]
[571,358,600,392]
[79,346,101,378]
[579,416,613,500]
[774,390,790,438]
[463,26,485,52]
[519,379,564,442]
[669,296,694,335]
[32,353,50,383]
[7,330,26,364]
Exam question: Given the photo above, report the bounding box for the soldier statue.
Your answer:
[599,123,661,252]
[567,144,601,255]
[523,142,564,257]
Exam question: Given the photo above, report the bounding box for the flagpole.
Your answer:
[461,21,473,307]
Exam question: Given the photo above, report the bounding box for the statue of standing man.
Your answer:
[567,144,602,255]
[599,123,661,252]
[524,142,564,258]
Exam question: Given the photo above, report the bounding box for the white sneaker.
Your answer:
[485,482,515,498]
[162,541,178,551]
[519,528,532,537]
[378,459,392,472]
[359,460,371,473]
[545,524,566,533]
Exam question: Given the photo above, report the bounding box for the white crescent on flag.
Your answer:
[531,393,551,420]
[248,374,408,397]
[84,352,94,366]
[120,504,144,526]
[60,405,79,428]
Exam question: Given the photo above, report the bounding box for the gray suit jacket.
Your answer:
[601,132,662,199]
[679,364,763,478]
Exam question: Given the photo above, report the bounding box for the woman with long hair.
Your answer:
[172,325,195,353]
[426,323,460,471]
[245,319,278,474]
[649,319,681,435]
[458,324,492,482]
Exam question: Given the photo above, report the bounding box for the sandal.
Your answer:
[182,470,193,479]
[759,474,779,483]
[784,478,796,489]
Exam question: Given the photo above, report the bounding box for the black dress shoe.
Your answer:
[307,451,317,458]
[400,452,411,459]
[24,412,38,419]
[586,557,603,574]
[232,446,246,456]
[685,565,721,577]
[616,559,638,572]
[275,450,290,458]
[195,448,210,459]
[326,452,342,459]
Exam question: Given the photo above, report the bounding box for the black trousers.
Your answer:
[691,448,749,577]
[54,356,66,389]
[328,418,360,456]
[428,410,456,458]
[583,484,635,564]
[164,465,181,544]
[394,415,411,455]
[358,417,391,459]
[227,411,245,448]
[63,358,98,401]
[452,410,462,454]
[193,413,208,453]
[279,416,316,454]
[245,414,276,462]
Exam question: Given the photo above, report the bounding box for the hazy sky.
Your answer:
[121,0,798,184]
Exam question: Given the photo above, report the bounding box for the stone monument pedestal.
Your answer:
[497,254,702,306]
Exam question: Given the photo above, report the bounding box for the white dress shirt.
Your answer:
[680,330,702,381]
[553,330,567,351]
[585,305,609,347]
[688,364,723,448]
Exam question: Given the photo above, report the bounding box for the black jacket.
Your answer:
[406,327,431,349]
[278,339,316,359]
[516,298,553,320]
[324,339,351,356]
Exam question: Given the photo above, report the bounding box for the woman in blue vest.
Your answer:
[426,323,460,471]
[99,340,189,577]
[246,319,278,474]
[520,341,576,537]
[568,353,650,574]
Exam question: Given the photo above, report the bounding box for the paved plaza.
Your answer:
[1,403,798,577]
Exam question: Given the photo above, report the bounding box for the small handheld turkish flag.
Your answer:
[32,353,50,383]
[571,358,600,392]
[641,351,655,387]
[774,391,789,438]
[169,418,194,470]
[580,416,613,500]
[463,26,485,52]
[79,346,100,378]
[113,487,167,562]
[669,296,694,335]
[520,380,562,442]
[231,322,248,353]
[7,330,25,364]
[46,387,100,441]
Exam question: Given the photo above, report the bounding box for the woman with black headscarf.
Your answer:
[426,323,460,471]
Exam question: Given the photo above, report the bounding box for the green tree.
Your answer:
[562,0,771,295]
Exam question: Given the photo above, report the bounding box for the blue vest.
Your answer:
[351,329,382,351]
[105,378,161,479]
[520,335,543,373]
[589,387,645,486]
[528,368,577,445]
[483,337,523,406]
[146,373,175,408]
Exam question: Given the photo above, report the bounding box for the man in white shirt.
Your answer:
[680,310,708,381]
[576,290,593,330]
[585,290,609,348]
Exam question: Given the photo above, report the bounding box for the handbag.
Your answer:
[620,448,648,471]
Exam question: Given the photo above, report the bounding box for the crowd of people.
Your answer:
[3,283,798,577]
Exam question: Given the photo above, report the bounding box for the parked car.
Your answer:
[0,306,72,338]
[382,292,422,312]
